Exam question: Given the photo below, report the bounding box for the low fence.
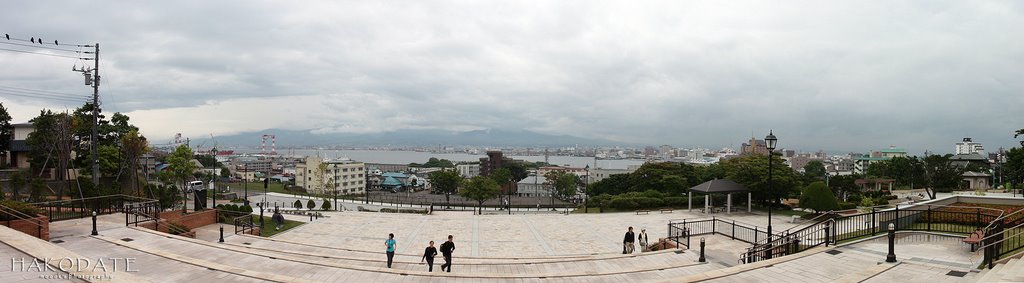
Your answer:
[30,194,158,222]
[740,205,1005,264]
[668,217,779,247]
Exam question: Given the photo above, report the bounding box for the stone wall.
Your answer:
[0,215,49,241]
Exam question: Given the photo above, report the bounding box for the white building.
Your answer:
[295,157,366,195]
[516,175,551,197]
[456,163,480,178]
[590,167,637,183]
[955,137,985,155]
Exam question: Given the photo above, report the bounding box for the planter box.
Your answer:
[0,214,49,241]
[158,209,218,230]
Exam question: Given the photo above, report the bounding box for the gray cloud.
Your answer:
[1,1,1022,153]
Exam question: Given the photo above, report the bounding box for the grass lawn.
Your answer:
[251,215,304,237]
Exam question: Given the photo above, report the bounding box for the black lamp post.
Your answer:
[765,130,778,252]
[243,163,249,206]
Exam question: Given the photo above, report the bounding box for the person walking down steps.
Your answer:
[385,233,397,268]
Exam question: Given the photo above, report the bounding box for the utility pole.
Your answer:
[90,43,100,187]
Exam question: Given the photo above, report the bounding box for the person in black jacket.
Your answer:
[623,227,635,254]
[422,241,438,272]
[439,235,456,272]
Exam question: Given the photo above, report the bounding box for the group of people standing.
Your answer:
[622,226,649,254]
[384,234,456,272]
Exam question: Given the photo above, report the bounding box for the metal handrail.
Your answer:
[975,221,1024,252]
[740,218,836,263]
[0,204,45,238]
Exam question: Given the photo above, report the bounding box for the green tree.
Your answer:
[720,154,800,207]
[1006,147,1024,192]
[195,155,219,168]
[587,174,631,196]
[866,156,925,188]
[321,200,332,210]
[0,103,11,167]
[460,176,500,214]
[25,110,57,176]
[923,154,964,199]
[554,173,579,200]
[416,157,455,168]
[802,160,827,182]
[314,162,335,196]
[165,145,199,211]
[306,199,316,210]
[828,174,860,201]
[28,177,46,202]
[220,167,230,178]
[120,130,149,196]
[145,184,180,211]
[294,199,303,209]
[8,170,26,201]
[799,181,839,213]
[1016,128,1024,146]
[427,169,462,207]
[489,168,512,197]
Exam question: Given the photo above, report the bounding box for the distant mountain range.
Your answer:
[193,128,628,148]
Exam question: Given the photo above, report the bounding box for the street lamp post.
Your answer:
[764,130,778,259]
[243,163,249,206]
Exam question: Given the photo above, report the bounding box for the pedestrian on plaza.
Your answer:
[623,226,635,254]
[638,228,649,252]
[421,241,438,272]
[439,235,456,272]
[385,233,397,268]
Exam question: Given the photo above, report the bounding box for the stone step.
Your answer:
[229,232,680,265]
[103,227,716,280]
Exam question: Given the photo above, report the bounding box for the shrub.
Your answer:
[837,202,857,210]
[321,200,331,211]
[0,200,42,221]
[798,182,839,213]
[663,197,688,208]
[609,197,638,209]
[640,190,664,199]
[240,205,253,213]
[306,200,316,210]
[635,197,664,208]
[294,200,303,209]
[859,198,874,207]
[847,195,863,203]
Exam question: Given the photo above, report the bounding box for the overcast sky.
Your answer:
[1,1,1022,153]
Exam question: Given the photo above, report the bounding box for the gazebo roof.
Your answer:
[688,179,750,194]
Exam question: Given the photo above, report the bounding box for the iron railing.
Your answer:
[30,194,157,222]
[233,214,257,236]
[739,204,1006,264]
[668,217,781,246]
[0,203,45,239]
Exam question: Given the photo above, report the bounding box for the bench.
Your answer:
[963,230,984,252]
[660,208,673,214]
[636,210,650,215]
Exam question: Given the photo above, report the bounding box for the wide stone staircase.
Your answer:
[42,225,725,282]
[976,256,1024,282]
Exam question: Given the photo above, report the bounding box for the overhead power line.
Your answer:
[0,47,86,59]
[0,90,90,103]
[0,41,89,53]
[0,85,89,99]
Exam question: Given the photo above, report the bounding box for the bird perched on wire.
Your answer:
[30,37,34,43]
[4,34,9,40]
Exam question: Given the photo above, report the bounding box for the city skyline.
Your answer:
[2,1,1022,153]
